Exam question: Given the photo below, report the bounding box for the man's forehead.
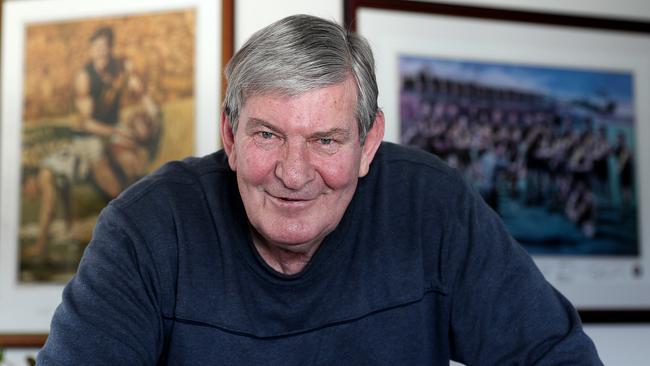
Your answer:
[243,76,357,106]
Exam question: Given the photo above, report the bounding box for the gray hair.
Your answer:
[223,14,378,144]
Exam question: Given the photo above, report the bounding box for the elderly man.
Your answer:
[38,15,601,365]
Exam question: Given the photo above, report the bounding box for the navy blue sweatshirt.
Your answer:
[38,142,601,365]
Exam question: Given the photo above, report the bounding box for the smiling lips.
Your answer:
[266,191,319,209]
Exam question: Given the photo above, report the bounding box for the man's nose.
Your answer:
[275,141,315,190]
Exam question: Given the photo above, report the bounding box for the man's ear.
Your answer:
[358,111,385,177]
[220,110,237,171]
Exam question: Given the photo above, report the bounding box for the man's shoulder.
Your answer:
[373,142,464,185]
[112,150,231,209]
[362,142,473,214]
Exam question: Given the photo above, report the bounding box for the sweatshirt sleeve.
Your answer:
[37,204,165,365]
[446,184,603,365]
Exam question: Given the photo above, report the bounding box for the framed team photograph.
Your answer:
[0,0,233,343]
[345,0,650,321]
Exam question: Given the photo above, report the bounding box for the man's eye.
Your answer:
[252,130,281,150]
[312,137,340,155]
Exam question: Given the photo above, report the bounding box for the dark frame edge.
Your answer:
[0,334,48,348]
[580,310,650,324]
[344,0,650,34]
[221,0,234,102]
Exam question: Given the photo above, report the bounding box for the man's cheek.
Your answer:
[242,153,276,183]
[318,161,357,189]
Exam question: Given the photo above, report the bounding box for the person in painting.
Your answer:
[590,126,612,199]
[615,131,634,210]
[38,15,602,365]
[25,26,161,257]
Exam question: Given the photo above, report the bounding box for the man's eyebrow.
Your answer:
[245,118,282,133]
[311,128,352,140]
[245,119,351,140]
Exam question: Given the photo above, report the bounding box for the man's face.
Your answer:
[223,77,383,251]
[90,36,112,72]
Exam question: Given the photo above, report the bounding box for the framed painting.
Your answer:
[0,0,234,345]
[345,0,650,321]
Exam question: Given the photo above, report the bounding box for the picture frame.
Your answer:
[345,0,650,322]
[0,0,234,346]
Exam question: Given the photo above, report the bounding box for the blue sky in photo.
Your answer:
[399,55,634,106]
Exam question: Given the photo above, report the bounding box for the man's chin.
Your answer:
[253,225,329,251]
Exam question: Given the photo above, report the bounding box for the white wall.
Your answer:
[235,0,650,364]
[235,0,342,49]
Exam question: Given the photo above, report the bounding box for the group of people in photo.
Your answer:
[401,69,635,240]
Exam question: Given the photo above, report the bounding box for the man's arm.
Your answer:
[446,186,602,365]
[74,70,117,138]
[37,204,164,365]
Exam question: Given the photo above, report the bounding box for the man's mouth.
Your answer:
[267,192,317,207]
[277,196,308,202]
[273,195,311,202]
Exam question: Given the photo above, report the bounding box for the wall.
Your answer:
[235,0,650,364]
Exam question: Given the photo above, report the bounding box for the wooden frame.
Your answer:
[0,0,234,347]
[345,0,650,322]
